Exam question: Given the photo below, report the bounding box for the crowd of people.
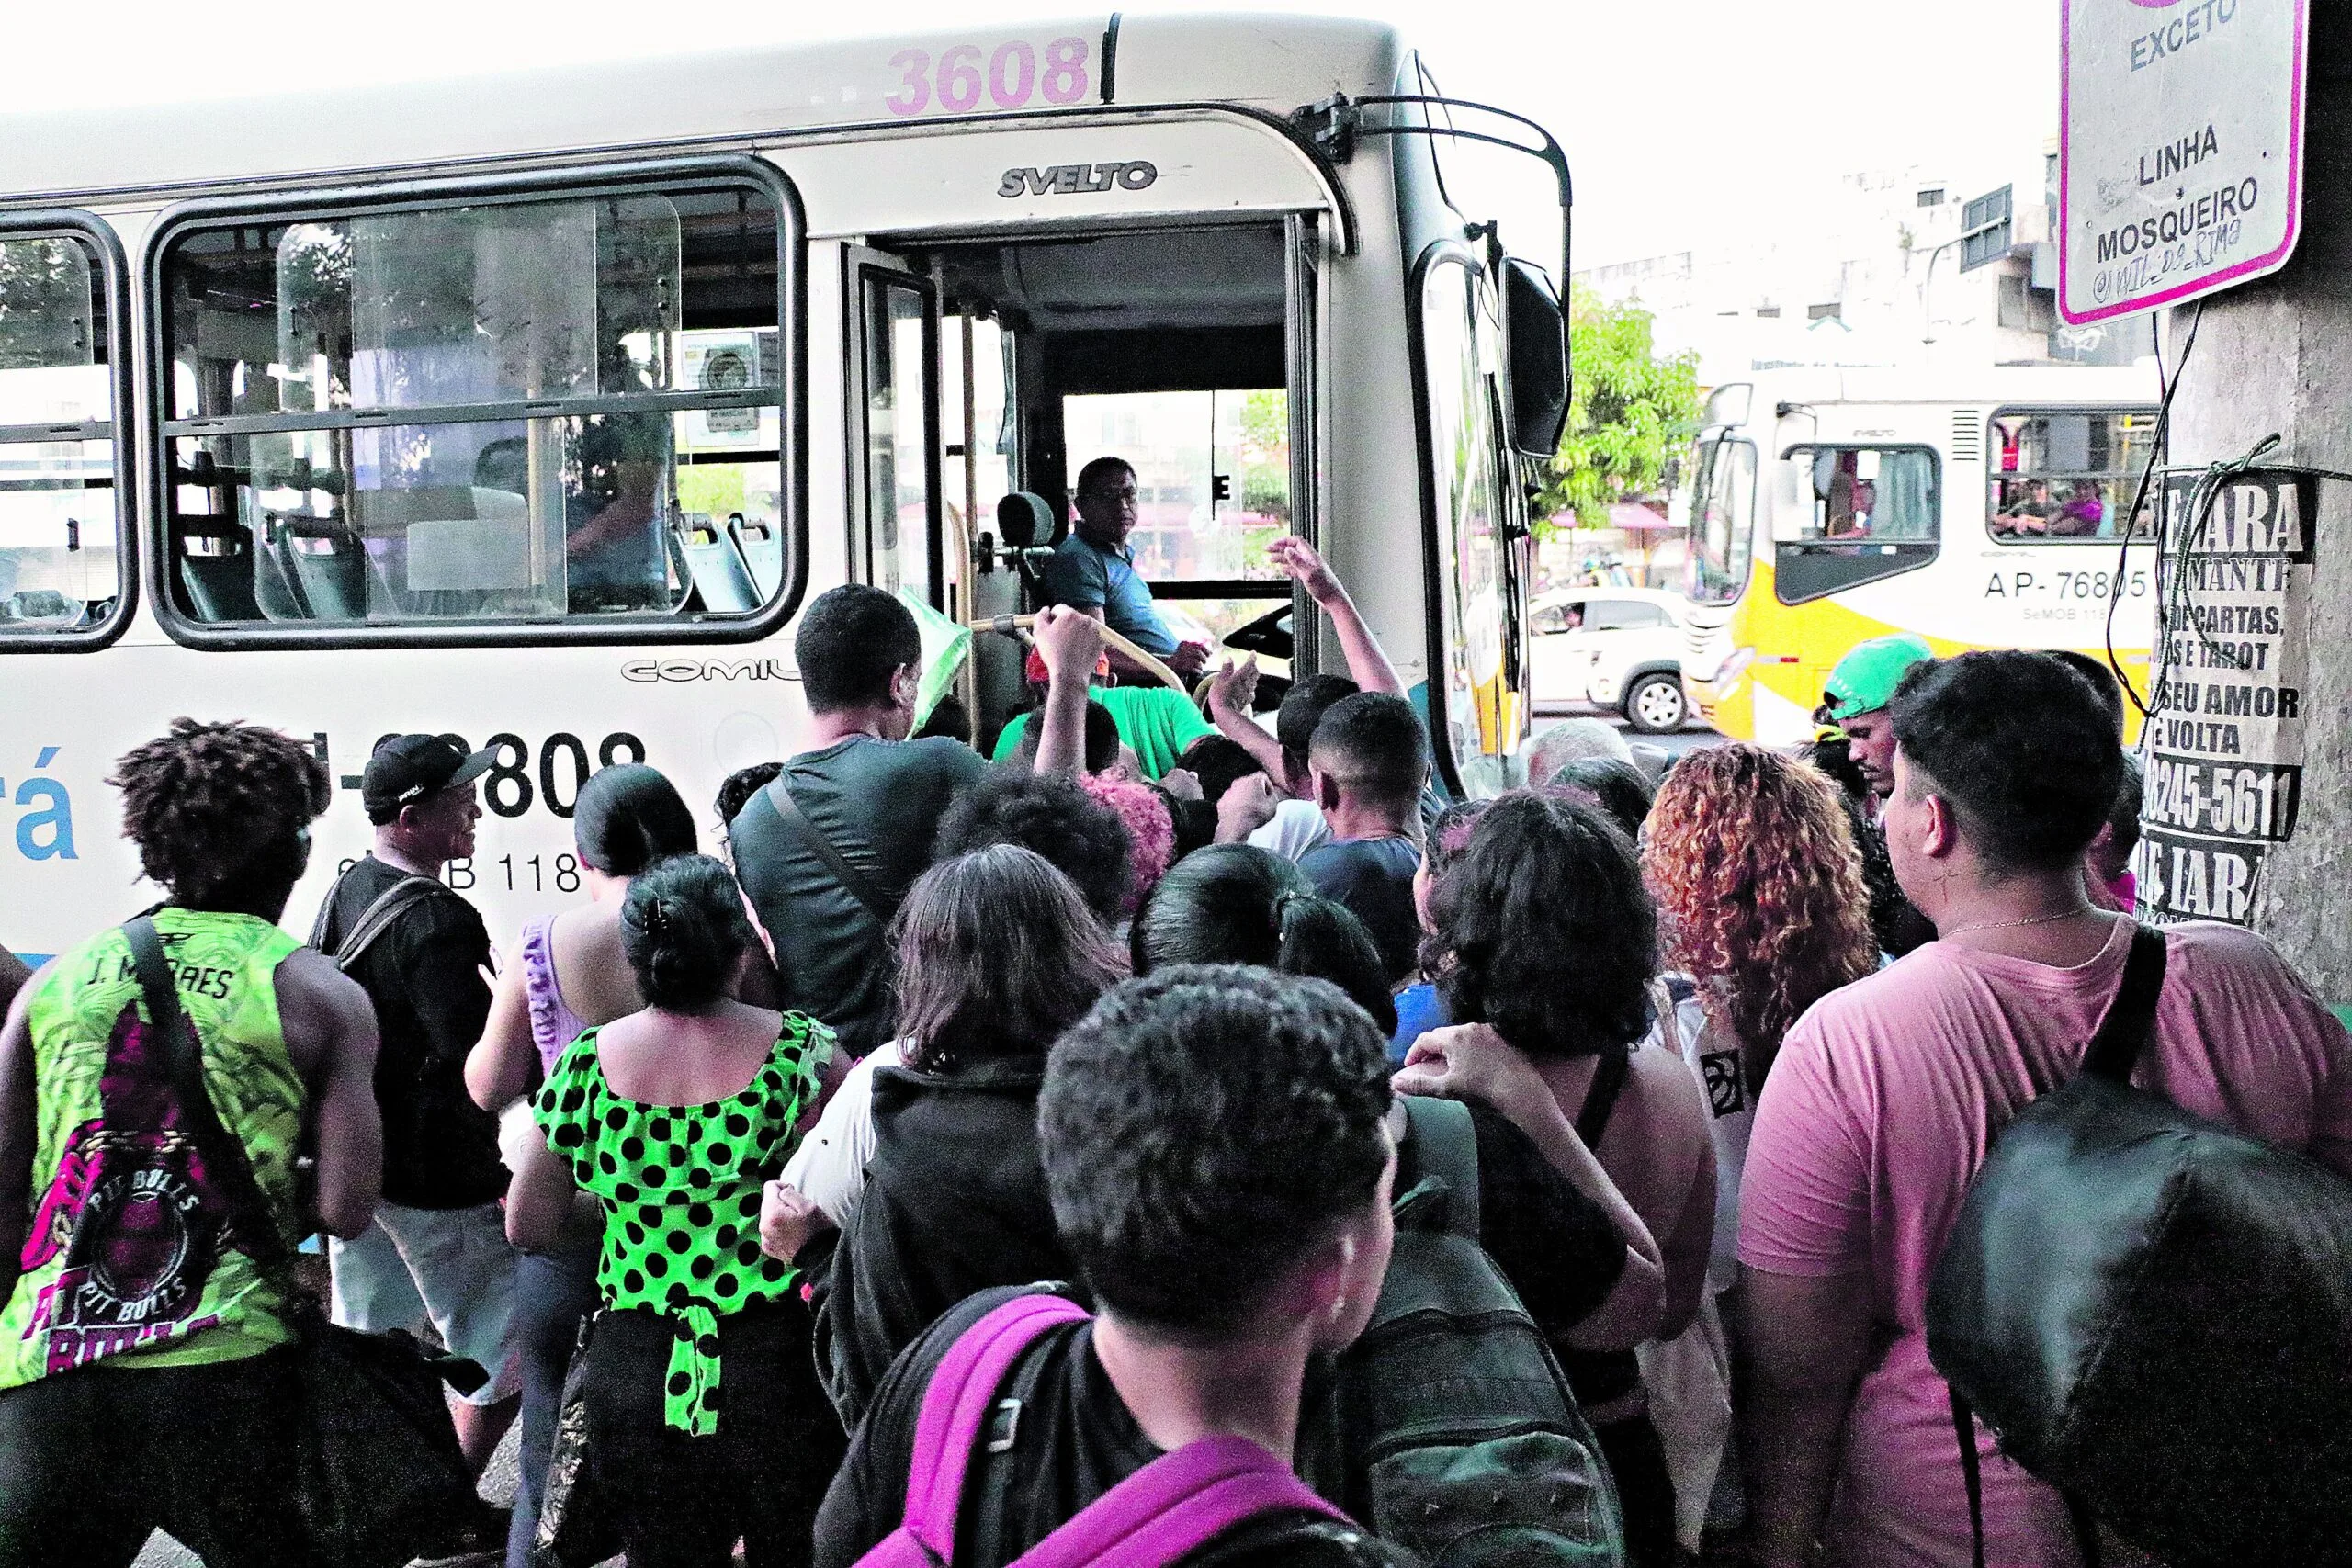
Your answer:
[0,531,2348,1568]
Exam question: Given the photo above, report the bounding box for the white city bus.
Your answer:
[1677,365,2163,745]
[0,14,1573,960]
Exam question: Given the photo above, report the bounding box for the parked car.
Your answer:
[1529,587,1690,733]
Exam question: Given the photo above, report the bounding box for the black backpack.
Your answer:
[1926,925,2352,1568]
[1336,1095,1626,1568]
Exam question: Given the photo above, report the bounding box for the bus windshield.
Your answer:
[1682,434,1756,605]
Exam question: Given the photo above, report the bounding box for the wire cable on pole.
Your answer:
[2107,299,2203,719]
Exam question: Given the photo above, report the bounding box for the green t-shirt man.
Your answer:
[992,686,1215,780]
[0,910,306,1388]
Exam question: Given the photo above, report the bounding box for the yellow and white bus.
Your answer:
[0,14,1572,959]
[1676,366,2162,743]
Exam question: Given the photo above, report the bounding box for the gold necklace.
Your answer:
[1940,905,2098,940]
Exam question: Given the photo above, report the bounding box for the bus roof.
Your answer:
[0,14,1405,207]
[1707,362,2161,417]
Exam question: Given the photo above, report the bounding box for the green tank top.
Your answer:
[0,911,305,1389]
[534,1014,831,1434]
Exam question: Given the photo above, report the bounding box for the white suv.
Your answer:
[1529,587,1691,733]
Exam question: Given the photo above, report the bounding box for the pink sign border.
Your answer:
[2058,0,2311,325]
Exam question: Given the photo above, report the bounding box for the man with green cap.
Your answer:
[1823,633,1934,801]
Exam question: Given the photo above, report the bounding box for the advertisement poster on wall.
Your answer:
[2135,470,2313,926]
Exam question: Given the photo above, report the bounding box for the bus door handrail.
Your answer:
[965,613,1190,697]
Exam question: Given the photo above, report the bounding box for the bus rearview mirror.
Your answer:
[1500,258,1569,458]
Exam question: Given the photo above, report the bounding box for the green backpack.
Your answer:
[1338,1096,1628,1568]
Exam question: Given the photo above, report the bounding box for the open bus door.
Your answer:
[1301,89,1571,795]
[847,246,946,614]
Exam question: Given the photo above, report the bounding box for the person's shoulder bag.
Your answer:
[122,916,499,1568]
[765,773,896,925]
[1927,924,2352,1568]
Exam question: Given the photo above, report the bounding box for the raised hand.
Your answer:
[1032,604,1105,687]
[1208,655,1261,719]
[1216,771,1282,842]
[1392,1023,1550,1122]
[1266,536,1343,604]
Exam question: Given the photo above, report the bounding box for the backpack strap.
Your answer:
[1945,931,2159,1568]
[2078,925,2169,1085]
[1951,1386,2101,1568]
[900,1293,1091,1560]
[1400,1095,1480,1241]
[767,776,894,925]
[1575,1047,1631,1147]
[1951,1386,1987,1568]
[315,870,448,973]
[120,917,292,1268]
[1012,1434,1346,1568]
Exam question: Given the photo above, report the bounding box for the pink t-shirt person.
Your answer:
[1738,917,2352,1568]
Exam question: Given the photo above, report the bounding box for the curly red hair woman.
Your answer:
[1643,745,1879,1095]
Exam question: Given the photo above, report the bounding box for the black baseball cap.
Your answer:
[363,734,498,824]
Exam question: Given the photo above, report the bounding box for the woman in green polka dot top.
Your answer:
[508,853,846,1567]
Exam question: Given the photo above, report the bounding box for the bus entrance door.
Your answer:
[848,249,945,614]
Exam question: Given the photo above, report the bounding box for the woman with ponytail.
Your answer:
[508,853,842,1568]
[464,762,710,1568]
[1127,842,1396,1032]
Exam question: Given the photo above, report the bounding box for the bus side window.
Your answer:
[1986,408,2160,543]
[155,172,794,641]
[0,226,123,646]
[1775,444,1939,605]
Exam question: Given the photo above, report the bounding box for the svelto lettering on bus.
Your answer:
[998,162,1159,197]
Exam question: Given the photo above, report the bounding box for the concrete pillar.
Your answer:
[2161,1,2352,991]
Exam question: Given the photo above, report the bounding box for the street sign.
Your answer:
[2059,0,2309,325]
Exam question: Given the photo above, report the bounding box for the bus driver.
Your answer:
[1043,457,1212,683]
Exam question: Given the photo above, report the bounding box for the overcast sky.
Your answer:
[5,0,2061,269]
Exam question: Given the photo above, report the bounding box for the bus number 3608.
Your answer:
[360,731,648,820]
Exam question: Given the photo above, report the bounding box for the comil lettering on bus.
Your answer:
[2130,0,2239,71]
[999,162,1159,197]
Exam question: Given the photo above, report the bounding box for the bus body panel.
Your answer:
[0,16,1544,959]
[0,17,1409,208]
[1681,366,2162,746]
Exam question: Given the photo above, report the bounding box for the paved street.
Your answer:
[1537,704,1730,764]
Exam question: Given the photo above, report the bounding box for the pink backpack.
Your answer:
[854,1293,1349,1568]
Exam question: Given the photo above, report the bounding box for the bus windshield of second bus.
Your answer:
[1679,425,1756,610]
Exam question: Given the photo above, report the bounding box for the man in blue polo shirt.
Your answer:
[1042,457,1211,682]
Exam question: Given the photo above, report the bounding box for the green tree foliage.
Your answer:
[1237,389,1291,525]
[1536,285,1701,535]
